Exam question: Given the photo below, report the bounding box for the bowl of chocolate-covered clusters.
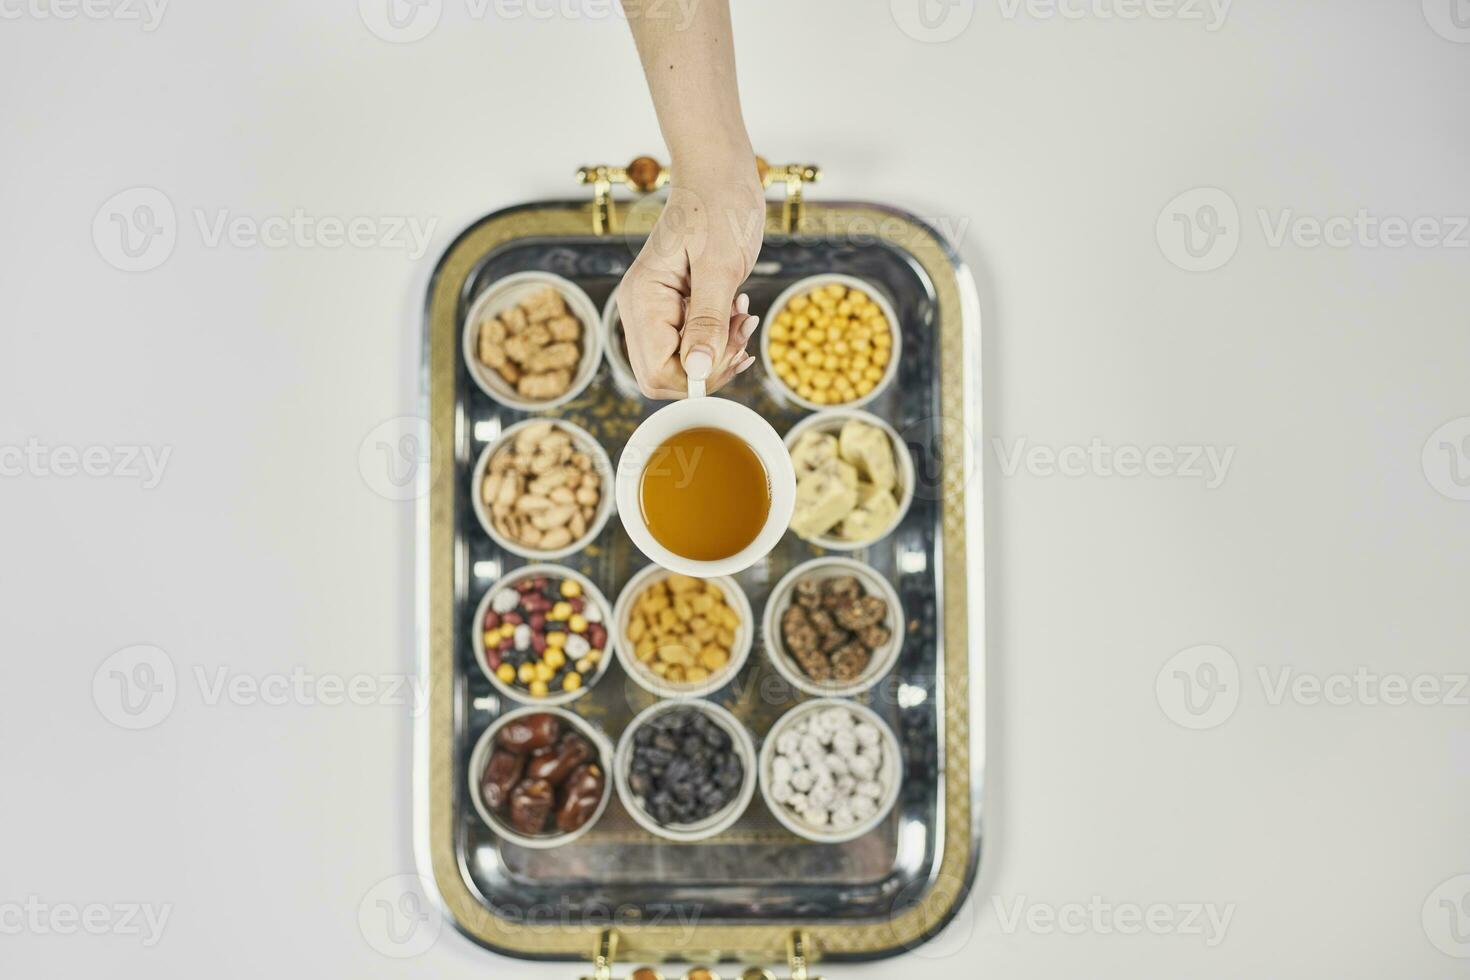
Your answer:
[761,556,906,698]
[614,701,757,843]
[469,706,615,848]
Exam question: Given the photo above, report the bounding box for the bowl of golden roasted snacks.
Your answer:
[463,271,604,411]
[613,564,754,699]
[785,409,914,550]
[760,274,900,411]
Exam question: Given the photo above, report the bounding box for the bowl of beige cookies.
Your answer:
[472,419,615,560]
[785,409,914,550]
[463,271,604,411]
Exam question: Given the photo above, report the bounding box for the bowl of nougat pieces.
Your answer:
[463,272,604,410]
[785,409,914,550]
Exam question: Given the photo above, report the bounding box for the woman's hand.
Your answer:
[619,0,762,399]
[616,169,765,399]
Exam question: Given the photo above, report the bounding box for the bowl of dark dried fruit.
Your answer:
[471,564,614,705]
[468,705,615,848]
[761,556,906,698]
[613,700,757,842]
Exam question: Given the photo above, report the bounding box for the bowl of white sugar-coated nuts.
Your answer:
[758,698,902,844]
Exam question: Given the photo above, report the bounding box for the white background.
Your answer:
[2,0,1468,976]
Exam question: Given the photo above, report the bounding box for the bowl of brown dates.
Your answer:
[469,705,615,848]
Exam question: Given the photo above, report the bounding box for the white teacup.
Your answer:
[615,395,796,578]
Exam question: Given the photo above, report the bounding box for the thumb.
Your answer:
[679,266,740,384]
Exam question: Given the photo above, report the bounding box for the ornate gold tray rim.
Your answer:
[415,199,985,963]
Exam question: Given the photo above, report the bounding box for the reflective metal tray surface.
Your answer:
[419,201,982,963]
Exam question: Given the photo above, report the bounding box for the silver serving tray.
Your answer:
[416,199,983,964]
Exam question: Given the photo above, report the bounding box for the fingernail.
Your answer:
[741,315,760,343]
[736,355,755,374]
[737,293,750,315]
[684,347,714,381]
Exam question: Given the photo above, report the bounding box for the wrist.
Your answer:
[669,136,759,188]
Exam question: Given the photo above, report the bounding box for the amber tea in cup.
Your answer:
[639,427,771,562]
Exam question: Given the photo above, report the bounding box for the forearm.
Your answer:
[625,0,754,177]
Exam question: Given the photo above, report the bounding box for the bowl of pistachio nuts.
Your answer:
[471,418,615,560]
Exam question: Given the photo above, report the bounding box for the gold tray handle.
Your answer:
[579,929,825,980]
[575,157,820,236]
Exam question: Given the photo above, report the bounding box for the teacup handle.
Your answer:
[687,375,706,399]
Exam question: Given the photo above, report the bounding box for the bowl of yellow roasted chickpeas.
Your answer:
[760,275,901,411]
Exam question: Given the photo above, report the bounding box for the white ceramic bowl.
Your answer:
[600,292,643,398]
[784,408,915,551]
[467,704,616,849]
[761,557,906,699]
[759,273,902,412]
[615,397,796,578]
[462,271,604,411]
[614,700,758,843]
[612,563,754,700]
[471,418,615,561]
[758,698,903,844]
[470,563,615,707]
